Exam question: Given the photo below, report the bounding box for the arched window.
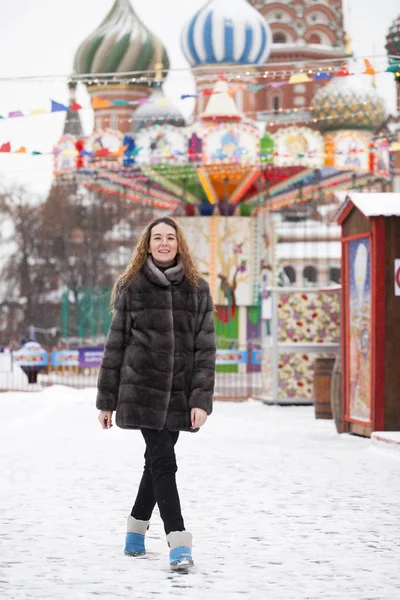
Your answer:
[329,267,340,284]
[303,265,318,285]
[273,96,280,114]
[308,33,321,44]
[273,32,287,43]
[283,266,296,284]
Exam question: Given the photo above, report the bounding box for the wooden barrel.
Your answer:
[313,357,335,419]
[330,355,343,433]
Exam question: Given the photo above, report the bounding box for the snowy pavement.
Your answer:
[1,387,400,600]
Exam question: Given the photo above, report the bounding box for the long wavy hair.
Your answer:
[110,217,201,307]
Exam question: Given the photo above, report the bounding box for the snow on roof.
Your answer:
[336,193,400,220]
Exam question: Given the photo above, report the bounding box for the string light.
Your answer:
[0,54,398,85]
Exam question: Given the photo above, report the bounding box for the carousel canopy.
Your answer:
[201,78,242,121]
[132,86,186,132]
[181,0,272,67]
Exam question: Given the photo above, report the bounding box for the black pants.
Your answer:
[131,428,185,535]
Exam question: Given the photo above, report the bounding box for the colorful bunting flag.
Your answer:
[247,85,265,92]
[16,147,27,153]
[386,63,400,73]
[92,97,112,109]
[335,63,352,77]
[30,108,47,116]
[0,143,11,152]
[363,59,377,75]
[268,81,287,88]
[70,101,82,111]
[9,111,24,118]
[288,73,311,84]
[313,71,332,81]
[51,100,68,112]
[112,99,129,106]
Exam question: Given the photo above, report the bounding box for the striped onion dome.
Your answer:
[181,0,272,67]
[73,0,169,82]
[311,77,386,132]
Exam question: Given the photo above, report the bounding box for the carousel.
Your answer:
[50,0,393,403]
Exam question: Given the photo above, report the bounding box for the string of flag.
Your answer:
[1,54,398,84]
[0,60,399,122]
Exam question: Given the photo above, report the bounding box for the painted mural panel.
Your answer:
[177,216,259,307]
[278,290,340,344]
[347,238,372,422]
[276,289,340,400]
[175,217,211,280]
[214,217,255,307]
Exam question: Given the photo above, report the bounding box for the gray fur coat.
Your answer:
[96,257,216,431]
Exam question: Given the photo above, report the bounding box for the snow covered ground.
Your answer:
[1,387,400,600]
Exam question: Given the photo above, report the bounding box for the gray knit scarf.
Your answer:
[143,255,184,287]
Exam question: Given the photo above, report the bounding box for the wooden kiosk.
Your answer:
[337,193,400,437]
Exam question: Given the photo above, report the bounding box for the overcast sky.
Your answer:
[0,0,399,194]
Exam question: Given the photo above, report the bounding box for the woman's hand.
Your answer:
[98,411,113,429]
[191,408,208,429]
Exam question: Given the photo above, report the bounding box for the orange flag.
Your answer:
[92,97,112,109]
[363,59,377,75]
[16,147,27,153]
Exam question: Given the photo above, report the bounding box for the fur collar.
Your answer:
[142,255,184,287]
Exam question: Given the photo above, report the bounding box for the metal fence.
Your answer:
[0,344,263,401]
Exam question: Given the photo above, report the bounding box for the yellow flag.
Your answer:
[30,108,47,116]
[288,73,311,84]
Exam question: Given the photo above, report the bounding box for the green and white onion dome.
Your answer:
[311,76,386,132]
[73,0,170,83]
[132,86,186,132]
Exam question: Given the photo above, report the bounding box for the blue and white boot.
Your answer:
[167,531,194,570]
[124,516,149,556]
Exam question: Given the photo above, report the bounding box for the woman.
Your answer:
[96,217,216,570]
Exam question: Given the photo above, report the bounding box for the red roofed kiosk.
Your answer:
[336,193,400,438]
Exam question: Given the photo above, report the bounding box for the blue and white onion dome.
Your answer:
[181,0,272,67]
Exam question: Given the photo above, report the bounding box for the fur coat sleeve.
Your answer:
[188,283,216,415]
[96,288,131,412]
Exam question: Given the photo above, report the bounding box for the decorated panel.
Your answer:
[202,123,259,163]
[134,125,188,164]
[272,126,324,168]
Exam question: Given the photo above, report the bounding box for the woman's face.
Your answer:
[149,223,178,264]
